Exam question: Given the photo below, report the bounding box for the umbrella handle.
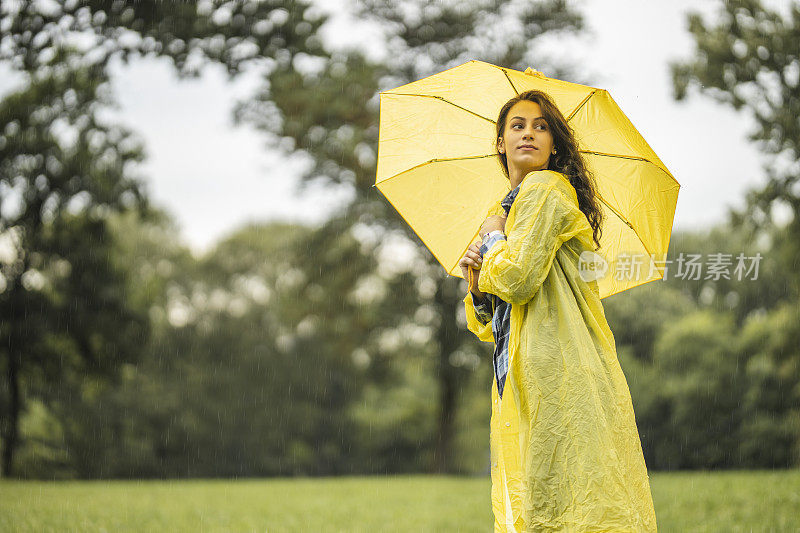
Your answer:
[467,266,479,294]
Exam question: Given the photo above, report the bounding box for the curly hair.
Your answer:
[495,89,603,250]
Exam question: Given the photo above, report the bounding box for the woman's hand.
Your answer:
[480,214,506,238]
[459,243,486,299]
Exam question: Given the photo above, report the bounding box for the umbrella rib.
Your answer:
[595,194,635,231]
[561,90,682,189]
[502,69,520,96]
[374,154,498,187]
[579,150,649,162]
[372,182,452,271]
[595,193,654,259]
[580,150,681,186]
[451,229,483,278]
[385,92,496,124]
[565,90,597,122]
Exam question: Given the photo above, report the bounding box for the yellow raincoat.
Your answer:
[464,170,657,532]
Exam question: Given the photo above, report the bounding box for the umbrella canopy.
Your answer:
[375,60,680,298]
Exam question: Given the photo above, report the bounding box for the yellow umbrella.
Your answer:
[375,59,680,298]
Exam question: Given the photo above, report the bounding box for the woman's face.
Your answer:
[498,100,554,176]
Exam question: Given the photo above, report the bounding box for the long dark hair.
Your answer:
[495,89,603,250]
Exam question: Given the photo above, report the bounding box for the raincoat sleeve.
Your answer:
[463,291,494,343]
[478,182,587,305]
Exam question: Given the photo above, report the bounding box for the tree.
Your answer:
[654,226,789,324]
[737,303,800,467]
[0,0,326,477]
[603,281,696,363]
[671,0,800,294]
[670,0,800,468]
[237,0,587,472]
[649,311,746,469]
[20,207,194,479]
[0,54,150,476]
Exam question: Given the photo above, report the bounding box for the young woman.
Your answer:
[459,90,657,532]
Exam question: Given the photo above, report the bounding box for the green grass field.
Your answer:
[1,470,798,532]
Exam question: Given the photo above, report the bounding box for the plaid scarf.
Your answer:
[472,185,520,397]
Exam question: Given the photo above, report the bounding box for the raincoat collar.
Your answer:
[513,170,595,252]
[519,170,579,205]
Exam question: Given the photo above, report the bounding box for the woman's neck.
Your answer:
[509,165,541,189]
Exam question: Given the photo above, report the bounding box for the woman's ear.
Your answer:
[498,137,505,154]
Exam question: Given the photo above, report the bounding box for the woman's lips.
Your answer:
[518,145,537,150]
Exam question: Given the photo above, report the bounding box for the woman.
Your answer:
[459,90,657,532]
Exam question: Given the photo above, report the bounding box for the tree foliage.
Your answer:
[0,0,324,477]
[672,0,800,227]
[665,0,800,469]
[0,0,324,75]
[0,50,149,476]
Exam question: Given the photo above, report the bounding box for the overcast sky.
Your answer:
[1,1,773,254]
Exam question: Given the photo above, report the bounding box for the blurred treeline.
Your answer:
[0,1,798,479]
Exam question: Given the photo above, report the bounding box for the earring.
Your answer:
[552,149,557,155]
